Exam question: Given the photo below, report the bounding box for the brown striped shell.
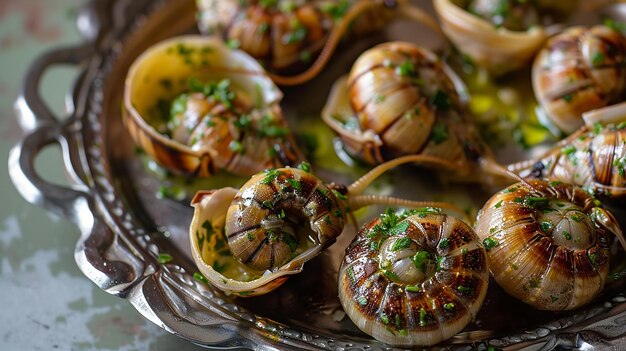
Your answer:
[533,26,626,134]
[226,167,345,271]
[507,122,626,200]
[196,0,393,75]
[190,188,308,297]
[475,180,623,310]
[338,209,489,346]
[322,42,490,179]
[123,35,303,177]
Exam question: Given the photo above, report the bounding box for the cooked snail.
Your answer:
[323,41,506,183]
[533,25,626,134]
[196,0,442,85]
[339,207,489,346]
[508,102,626,200]
[433,0,569,75]
[190,156,467,297]
[123,35,303,177]
[475,179,626,310]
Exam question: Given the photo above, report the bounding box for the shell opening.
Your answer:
[378,238,437,286]
[535,199,595,250]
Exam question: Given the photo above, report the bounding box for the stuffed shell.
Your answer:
[123,35,303,177]
[339,208,489,346]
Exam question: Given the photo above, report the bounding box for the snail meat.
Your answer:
[323,41,504,183]
[197,0,442,85]
[475,179,626,310]
[339,208,489,346]
[123,35,303,177]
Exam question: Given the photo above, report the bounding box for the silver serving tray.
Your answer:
[9,0,626,349]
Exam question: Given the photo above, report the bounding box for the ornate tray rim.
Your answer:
[8,0,626,350]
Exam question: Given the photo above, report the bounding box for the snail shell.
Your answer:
[225,167,345,271]
[475,180,621,310]
[508,121,626,200]
[323,41,489,178]
[123,35,303,177]
[196,0,393,74]
[533,25,626,134]
[339,209,489,346]
[191,188,309,297]
[433,0,549,75]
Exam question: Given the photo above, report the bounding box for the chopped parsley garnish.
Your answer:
[562,231,572,240]
[234,115,252,130]
[333,209,343,218]
[539,221,553,232]
[482,237,499,251]
[187,78,235,109]
[438,238,450,249]
[570,214,583,222]
[515,196,549,209]
[331,189,348,200]
[261,169,281,184]
[613,157,626,177]
[259,115,289,138]
[396,59,416,77]
[298,161,311,173]
[405,285,421,293]
[259,0,278,8]
[228,140,245,154]
[157,253,173,264]
[562,94,573,103]
[410,251,430,271]
[226,39,240,49]
[604,18,626,32]
[443,303,455,311]
[592,52,605,65]
[390,237,412,251]
[282,234,298,252]
[283,23,307,44]
[193,272,209,284]
[430,90,452,111]
[320,0,349,18]
[389,221,410,236]
[431,121,449,145]
[419,307,427,326]
[457,285,472,294]
[380,313,389,324]
[286,178,302,192]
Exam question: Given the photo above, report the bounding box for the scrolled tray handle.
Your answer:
[8,0,157,299]
[8,1,111,225]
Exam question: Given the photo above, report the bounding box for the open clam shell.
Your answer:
[189,188,331,297]
[433,0,548,76]
[123,35,302,177]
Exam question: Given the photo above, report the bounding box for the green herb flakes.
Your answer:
[482,237,499,251]
[194,272,209,284]
[157,253,173,264]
